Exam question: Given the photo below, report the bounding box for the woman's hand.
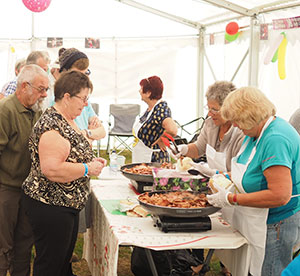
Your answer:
[152,138,167,151]
[88,116,101,129]
[87,159,106,177]
[86,116,106,140]
[93,157,107,167]
[191,162,217,177]
[207,182,232,208]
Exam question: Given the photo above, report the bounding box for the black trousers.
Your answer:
[0,186,33,276]
[21,193,79,276]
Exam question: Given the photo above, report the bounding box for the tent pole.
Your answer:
[197,27,205,124]
[248,16,260,86]
[114,39,118,104]
[116,0,202,29]
[30,12,39,51]
[31,13,34,51]
[195,0,252,16]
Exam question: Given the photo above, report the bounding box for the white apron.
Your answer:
[206,127,238,222]
[132,100,162,163]
[206,144,226,172]
[229,116,274,276]
[206,126,239,171]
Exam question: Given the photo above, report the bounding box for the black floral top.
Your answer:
[22,107,94,210]
[138,101,172,163]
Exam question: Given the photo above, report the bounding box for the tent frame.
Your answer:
[115,0,300,120]
[25,0,300,121]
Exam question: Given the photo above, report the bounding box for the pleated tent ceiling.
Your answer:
[1,0,300,144]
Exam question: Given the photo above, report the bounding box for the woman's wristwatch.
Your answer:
[85,129,92,139]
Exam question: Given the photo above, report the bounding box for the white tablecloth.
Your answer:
[83,169,250,276]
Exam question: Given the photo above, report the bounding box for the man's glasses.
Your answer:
[27,82,49,94]
[85,69,91,76]
[204,105,220,115]
[74,95,90,103]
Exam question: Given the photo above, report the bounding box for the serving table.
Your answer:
[83,167,250,276]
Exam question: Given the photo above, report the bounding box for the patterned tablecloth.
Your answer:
[83,167,250,276]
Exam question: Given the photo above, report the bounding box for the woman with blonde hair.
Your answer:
[207,86,300,276]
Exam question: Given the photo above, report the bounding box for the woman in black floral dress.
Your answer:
[131,76,178,276]
[22,71,106,276]
[132,75,177,163]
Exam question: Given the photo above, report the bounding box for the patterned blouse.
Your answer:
[138,101,172,163]
[22,107,94,210]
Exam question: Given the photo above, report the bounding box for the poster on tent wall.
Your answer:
[273,16,300,30]
[85,38,100,49]
[260,24,268,40]
[47,37,63,48]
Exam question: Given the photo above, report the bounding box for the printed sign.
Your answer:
[260,24,269,40]
[273,16,300,30]
[47,37,63,48]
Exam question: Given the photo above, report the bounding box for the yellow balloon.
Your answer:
[278,37,287,80]
[11,46,15,53]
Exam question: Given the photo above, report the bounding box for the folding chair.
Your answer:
[174,116,208,163]
[106,104,140,154]
[91,103,101,157]
[174,116,207,144]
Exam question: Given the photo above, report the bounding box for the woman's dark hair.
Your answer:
[139,76,163,100]
[58,47,66,57]
[59,48,89,73]
[54,71,92,101]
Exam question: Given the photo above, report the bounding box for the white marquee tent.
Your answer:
[1,0,300,145]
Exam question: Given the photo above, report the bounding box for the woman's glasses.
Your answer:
[74,95,90,103]
[204,105,220,115]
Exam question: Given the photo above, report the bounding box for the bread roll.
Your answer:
[176,157,193,171]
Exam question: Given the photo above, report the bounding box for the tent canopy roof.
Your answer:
[1,0,300,39]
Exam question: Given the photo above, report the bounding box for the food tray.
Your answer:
[138,190,220,218]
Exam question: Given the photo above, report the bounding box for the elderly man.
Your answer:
[0,51,49,99]
[0,64,49,276]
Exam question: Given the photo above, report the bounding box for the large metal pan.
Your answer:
[120,162,162,183]
[138,190,220,218]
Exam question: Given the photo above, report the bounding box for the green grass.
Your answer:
[94,148,132,165]
[74,233,84,259]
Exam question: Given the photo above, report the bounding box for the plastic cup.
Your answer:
[117,155,126,170]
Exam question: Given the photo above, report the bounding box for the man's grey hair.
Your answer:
[26,51,50,65]
[17,64,48,88]
[15,58,26,73]
[41,51,51,63]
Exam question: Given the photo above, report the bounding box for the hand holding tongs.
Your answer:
[160,132,179,155]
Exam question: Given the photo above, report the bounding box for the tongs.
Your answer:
[160,132,179,155]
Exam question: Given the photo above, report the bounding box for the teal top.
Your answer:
[237,117,300,224]
[74,101,96,130]
[281,255,300,276]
